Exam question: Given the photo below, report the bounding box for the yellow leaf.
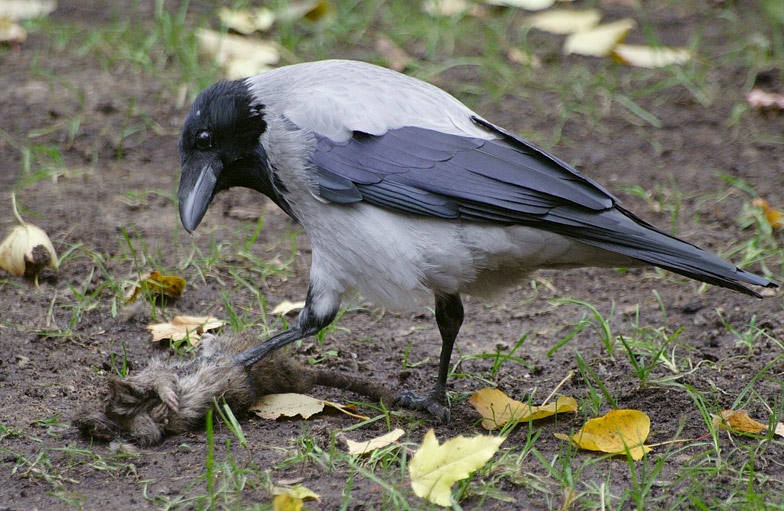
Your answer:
[563,18,636,57]
[752,198,783,229]
[196,28,279,79]
[345,428,406,455]
[146,315,225,344]
[249,393,369,421]
[713,410,768,434]
[524,9,601,33]
[0,194,58,282]
[611,44,691,68]
[125,270,186,304]
[0,18,26,43]
[469,388,577,430]
[486,0,555,10]
[409,429,505,507]
[277,0,333,22]
[217,7,274,34]
[272,494,302,511]
[270,299,306,316]
[271,484,320,502]
[556,409,652,461]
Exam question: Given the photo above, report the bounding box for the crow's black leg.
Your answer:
[234,282,338,367]
[395,293,464,422]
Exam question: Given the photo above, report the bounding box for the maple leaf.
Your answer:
[555,409,652,461]
[409,429,505,506]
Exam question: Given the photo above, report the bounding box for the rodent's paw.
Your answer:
[155,374,180,411]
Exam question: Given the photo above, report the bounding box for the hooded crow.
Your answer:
[177,59,775,421]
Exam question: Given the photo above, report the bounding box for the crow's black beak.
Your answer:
[178,158,221,234]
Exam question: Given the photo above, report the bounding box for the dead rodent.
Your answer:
[75,332,395,446]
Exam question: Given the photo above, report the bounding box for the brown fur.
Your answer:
[74,333,394,446]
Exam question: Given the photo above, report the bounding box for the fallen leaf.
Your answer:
[0,194,58,283]
[486,0,555,10]
[423,0,470,16]
[524,8,601,34]
[469,388,577,430]
[271,484,320,502]
[611,44,691,68]
[555,409,652,461]
[775,422,784,438]
[713,409,768,434]
[746,89,784,111]
[409,429,505,506]
[507,47,541,68]
[217,6,275,34]
[0,17,26,43]
[277,0,333,22]
[272,494,303,511]
[146,315,225,344]
[250,393,370,421]
[344,428,406,455]
[375,36,412,72]
[124,270,186,304]
[563,18,636,57]
[270,299,306,316]
[0,0,57,20]
[196,28,279,79]
[752,198,783,229]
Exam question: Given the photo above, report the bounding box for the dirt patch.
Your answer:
[1,1,783,509]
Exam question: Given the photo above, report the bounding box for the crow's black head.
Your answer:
[177,80,267,233]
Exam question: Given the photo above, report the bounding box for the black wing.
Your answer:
[309,118,774,296]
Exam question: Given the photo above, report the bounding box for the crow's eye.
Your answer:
[195,130,213,150]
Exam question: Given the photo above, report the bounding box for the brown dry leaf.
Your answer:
[469,388,577,430]
[611,44,691,68]
[713,409,768,434]
[0,194,58,282]
[217,6,275,34]
[146,315,225,344]
[250,393,370,421]
[270,299,306,316]
[524,8,601,34]
[124,270,186,304]
[344,428,406,455]
[746,89,784,111]
[196,28,279,79]
[563,18,636,57]
[375,36,412,72]
[752,198,783,229]
[555,409,652,460]
[409,429,505,507]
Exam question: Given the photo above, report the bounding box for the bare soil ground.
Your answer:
[1,1,783,509]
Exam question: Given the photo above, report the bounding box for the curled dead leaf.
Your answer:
[344,428,406,455]
[713,409,768,434]
[0,194,58,283]
[146,315,225,344]
[752,197,783,229]
[611,44,691,68]
[523,8,601,34]
[124,270,186,304]
[250,393,369,421]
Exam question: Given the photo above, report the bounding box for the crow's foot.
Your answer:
[394,386,450,423]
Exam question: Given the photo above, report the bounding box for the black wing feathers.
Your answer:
[308,121,774,296]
